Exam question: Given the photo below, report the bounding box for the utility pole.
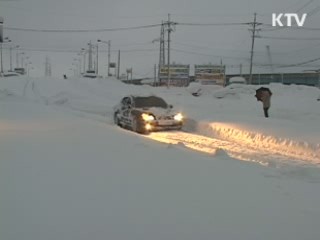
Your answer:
[97,39,111,77]
[167,16,171,87]
[88,41,93,71]
[16,51,19,68]
[81,48,86,74]
[167,14,172,88]
[9,45,13,71]
[45,56,51,77]
[9,45,12,71]
[154,64,157,86]
[0,16,3,43]
[117,50,120,79]
[0,42,3,74]
[96,44,98,77]
[0,37,11,74]
[248,13,261,85]
[159,22,165,84]
[107,40,111,77]
[11,45,19,71]
[0,17,3,75]
[152,23,165,85]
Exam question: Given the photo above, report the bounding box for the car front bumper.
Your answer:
[146,120,183,131]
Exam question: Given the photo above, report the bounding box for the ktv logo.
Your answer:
[272,13,307,27]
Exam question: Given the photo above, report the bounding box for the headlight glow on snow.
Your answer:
[174,113,183,121]
[142,113,155,121]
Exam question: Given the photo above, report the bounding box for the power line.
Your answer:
[277,57,320,68]
[254,56,320,68]
[4,20,269,34]
[172,41,260,54]
[171,48,249,60]
[177,22,250,26]
[257,35,320,40]
[4,24,162,33]
[7,47,157,53]
[296,0,316,12]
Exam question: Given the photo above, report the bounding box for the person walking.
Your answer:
[255,87,272,118]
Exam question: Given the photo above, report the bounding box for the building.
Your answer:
[226,73,319,86]
[194,64,226,86]
[159,64,190,87]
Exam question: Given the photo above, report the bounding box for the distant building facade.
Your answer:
[159,64,190,87]
[226,73,319,86]
[194,64,226,86]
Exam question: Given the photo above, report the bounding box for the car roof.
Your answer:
[121,94,158,99]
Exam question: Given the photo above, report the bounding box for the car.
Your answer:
[82,70,97,78]
[113,95,184,134]
[228,76,246,85]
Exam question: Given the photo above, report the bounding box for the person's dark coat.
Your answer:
[255,87,272,108]
[255,87,272,117]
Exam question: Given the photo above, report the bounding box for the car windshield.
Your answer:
[134,96,168,108]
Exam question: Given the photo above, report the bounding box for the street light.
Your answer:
[97,39,111,77]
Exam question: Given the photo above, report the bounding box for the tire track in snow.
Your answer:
[146,131,320,167]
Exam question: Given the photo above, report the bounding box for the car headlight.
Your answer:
[174,113,183,121]
[142,113,155,121]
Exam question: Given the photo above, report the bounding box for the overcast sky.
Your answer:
[1,0,320,78]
